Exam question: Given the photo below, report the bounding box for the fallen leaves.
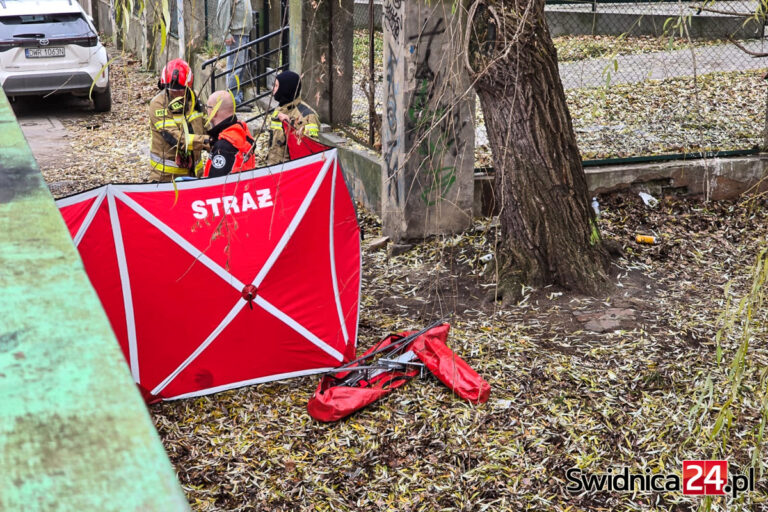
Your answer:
[552,35,732,63]
[148,192,768,511]
[37,50,158,196]
[37,41,768,512]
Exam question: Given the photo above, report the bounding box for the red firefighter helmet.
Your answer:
[160,59,193,90]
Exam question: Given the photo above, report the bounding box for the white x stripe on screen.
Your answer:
[107,190,140,383]
[104,153,343,396]
[72,187,107,248]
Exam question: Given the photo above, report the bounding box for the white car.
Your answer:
[0,0,110,111]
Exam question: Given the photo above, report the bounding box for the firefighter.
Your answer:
[148,59,209,181]
[265,70,320,166]
[202,90,256,178]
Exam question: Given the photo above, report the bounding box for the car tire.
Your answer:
[93,82,112,112]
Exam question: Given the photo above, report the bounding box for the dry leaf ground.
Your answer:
[148,192,768,512]
[35,47,768,511]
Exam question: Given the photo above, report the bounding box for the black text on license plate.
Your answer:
[25,47,65,58]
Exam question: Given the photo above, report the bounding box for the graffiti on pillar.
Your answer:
[384,0,403,43]
[409,17,444,82]
[409,83,459,207]
[383,42,401,206]
[406,17,465,206]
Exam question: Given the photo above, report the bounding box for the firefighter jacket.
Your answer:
[149,91,208,179]
[203,117,256,178]
[266,98,320,166]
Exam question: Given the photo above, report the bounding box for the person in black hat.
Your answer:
[265,70,320,165]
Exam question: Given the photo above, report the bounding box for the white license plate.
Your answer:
[25,47,65,58]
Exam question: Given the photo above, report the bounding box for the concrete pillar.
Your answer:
[181,0,206,58]
[381,0,475,241]
[288,0,353,124]
[264,0,285,75]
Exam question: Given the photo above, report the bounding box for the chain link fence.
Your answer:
[339,1,767,166]
[541,0,768,163]
[343,2,383,148]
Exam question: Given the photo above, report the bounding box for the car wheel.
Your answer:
[93,82,112,112]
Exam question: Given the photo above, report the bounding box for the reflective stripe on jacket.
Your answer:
[148,91,207,178]
[149,153,190,175]
[266,98,320,166]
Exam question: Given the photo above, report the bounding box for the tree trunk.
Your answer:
[468,0,609,296]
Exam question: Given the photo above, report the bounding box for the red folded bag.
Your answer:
[307,323,491,422]
[306,332,420,422]
[411,325,491,404]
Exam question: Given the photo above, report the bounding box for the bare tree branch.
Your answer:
[730,38,768,58]
[688,5,755,17]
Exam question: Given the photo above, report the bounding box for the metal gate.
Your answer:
[202,0,289,123]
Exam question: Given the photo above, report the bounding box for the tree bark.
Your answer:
[468,0,609,296]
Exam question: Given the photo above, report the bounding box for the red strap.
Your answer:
[202,158,212,178]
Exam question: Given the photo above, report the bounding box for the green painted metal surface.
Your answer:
[0,92,189,512]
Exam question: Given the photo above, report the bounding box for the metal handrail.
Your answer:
[207,44,289,82]
[238,62,288,88]
[243,87,282,124]
[201,27,288,69]
[201,4,289,125]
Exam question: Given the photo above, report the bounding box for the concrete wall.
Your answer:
[354,1,765,40]
[145,0,208,72]
[546,10,764,39]
[93,0,114,38]
[93,0,208,73]
[122,9,149,62]
[0,90,189,512]
[474,155,768,216]
[320,132,382,214]
[79,0,94,17]
[312,139,768,219]
[585,154,768,200]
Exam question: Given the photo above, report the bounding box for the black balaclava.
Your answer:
[274,71,301,106]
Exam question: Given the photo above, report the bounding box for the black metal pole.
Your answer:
[281,0,289,68]
[204,0,209,44]
[251,11,259,93]
[328,0,334,125]
[368,0,374,147]
[334,320,446,373]
[763,72,768,151]
[262,0,269,90]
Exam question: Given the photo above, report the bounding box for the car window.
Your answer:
[0,13,94,40]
